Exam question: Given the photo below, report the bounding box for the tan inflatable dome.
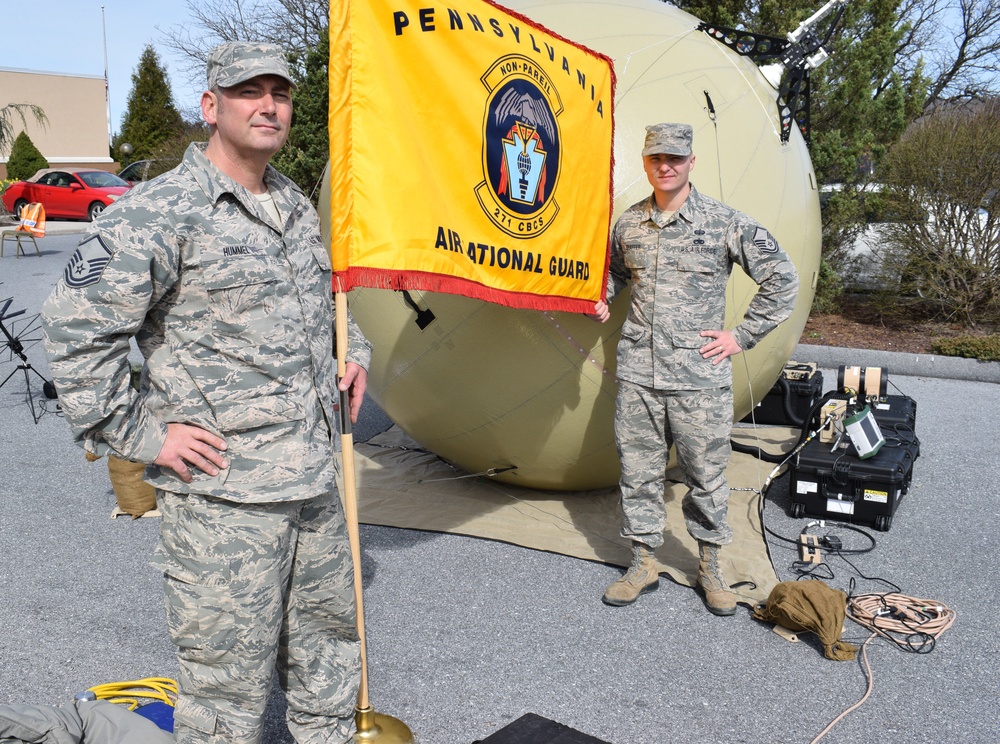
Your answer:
[323,0,821,490]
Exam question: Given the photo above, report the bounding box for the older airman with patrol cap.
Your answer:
[589,122,798,615]
[42,41,370,743]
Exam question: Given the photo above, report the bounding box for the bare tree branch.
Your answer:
[0,103,48,156]
[919,0,1000,107]
[157,0,326,98]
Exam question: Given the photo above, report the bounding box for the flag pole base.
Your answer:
[353,705,414,743]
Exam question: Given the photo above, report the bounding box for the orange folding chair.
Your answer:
[1,202,44,257]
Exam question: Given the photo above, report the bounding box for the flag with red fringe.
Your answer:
[329,0,614,312]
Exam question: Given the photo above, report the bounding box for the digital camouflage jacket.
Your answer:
[42,143,371,502]
[606,184,799,390]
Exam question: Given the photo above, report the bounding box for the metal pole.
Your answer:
[101,5,112,150]
[335,285,413,743]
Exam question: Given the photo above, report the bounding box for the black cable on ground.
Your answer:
[730,438,789,463]
[745,370,954,742]
[847,592,956,653]
[734,388,842,463]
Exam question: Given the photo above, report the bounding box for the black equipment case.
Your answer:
[742,362,824,426]
[869,394,918,438]
[790,438,919,531]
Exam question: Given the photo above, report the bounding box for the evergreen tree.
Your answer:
[6,131,49,180]
[114,45,184,161]
[149,120,211,178]
[674,0,926,185]
[808,0,928,183]
[674,0,929,309]
[806,0,928,302]
[271,31,330,203]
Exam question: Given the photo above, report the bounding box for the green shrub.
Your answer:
[0,179,16,217]
[811,258,844,315]
[6,131,48,180]
[879,101,1000,327]
[930,335,1000,361]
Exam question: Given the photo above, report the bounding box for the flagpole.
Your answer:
[101,5,112,150]
[335,285,414,744]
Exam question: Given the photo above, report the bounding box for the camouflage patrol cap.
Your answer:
[206,41,295,89]
[642,123,694,157]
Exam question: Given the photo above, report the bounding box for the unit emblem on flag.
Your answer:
[329,0,615,312]
[476,55,562,239]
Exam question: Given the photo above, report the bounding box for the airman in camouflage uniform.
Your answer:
[41,42,370,743]
[589,123,798,615]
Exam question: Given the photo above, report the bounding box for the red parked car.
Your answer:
[2,169,131,222]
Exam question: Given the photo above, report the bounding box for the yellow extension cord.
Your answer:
[87,677,177,711]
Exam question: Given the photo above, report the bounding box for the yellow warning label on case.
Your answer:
[863,489,889,503]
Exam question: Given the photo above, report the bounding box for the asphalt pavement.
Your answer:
[1,227,997,743]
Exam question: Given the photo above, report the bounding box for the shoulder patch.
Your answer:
[752,227,778,254]
[64,235,113,288]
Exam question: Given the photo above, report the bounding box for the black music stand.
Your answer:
[1,297,57,424]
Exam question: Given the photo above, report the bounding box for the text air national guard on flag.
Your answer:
[330,0,615,313]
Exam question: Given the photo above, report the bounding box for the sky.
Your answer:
[1,0,205,137]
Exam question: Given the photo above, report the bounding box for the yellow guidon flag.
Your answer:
[329,0,615,313]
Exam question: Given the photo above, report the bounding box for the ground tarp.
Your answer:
[354,426,798,605]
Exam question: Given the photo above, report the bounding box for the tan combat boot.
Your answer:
[603,542,659,606]
[697,542,737,616]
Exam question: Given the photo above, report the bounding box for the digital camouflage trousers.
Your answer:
[614,381,735,548]
[153,489,361,744]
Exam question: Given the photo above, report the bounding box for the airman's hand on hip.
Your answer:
[154,423,229,483]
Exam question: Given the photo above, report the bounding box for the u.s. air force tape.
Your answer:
[65,235,113,288]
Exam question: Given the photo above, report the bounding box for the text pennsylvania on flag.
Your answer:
[330,0,615,312]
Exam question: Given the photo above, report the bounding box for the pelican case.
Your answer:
[789,437,919,531]
[869,394,918,439]
[741,362,824,426]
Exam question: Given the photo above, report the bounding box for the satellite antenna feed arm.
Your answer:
[788,0,849,45]
[698,0,847,144]
[782,0,848,72]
